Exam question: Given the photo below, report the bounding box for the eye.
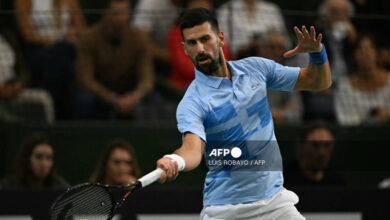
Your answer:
[200,36,210,43]
[187,40,196,46]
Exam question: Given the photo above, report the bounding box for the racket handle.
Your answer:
[138,168,163,188]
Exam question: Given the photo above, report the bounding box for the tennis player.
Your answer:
[156,8,331,220]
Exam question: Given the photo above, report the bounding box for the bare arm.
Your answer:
[14,0,54,46]
[66,0,85,31]
[284,26,332,91]
[157,133,205,183]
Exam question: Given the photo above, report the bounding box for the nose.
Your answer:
[196,42,205,54]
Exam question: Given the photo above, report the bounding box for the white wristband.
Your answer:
[163,154,186,171]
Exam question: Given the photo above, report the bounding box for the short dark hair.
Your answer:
[300,121,334,141]
[179,8,219,39]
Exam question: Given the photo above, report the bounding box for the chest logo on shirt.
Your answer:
[251,83,260,90]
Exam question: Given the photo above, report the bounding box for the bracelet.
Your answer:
[309,43,328,65]
[163,154,186,171]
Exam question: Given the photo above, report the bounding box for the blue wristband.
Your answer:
[309,43,328,65]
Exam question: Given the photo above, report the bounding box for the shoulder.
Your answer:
[51,176,70,190]
[81,23,102,40]
[129,26,149,42]
[259,0,282,11]
[230,57,275,73]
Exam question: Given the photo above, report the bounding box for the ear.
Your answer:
[217,31,225,47]
[181,41,189,56]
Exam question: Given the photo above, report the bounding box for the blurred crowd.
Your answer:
[0,0,390,125]
[2,121,389,190]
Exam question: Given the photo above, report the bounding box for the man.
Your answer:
[156,8,331,220]
[76,0,154,119]
[284,121,345,187]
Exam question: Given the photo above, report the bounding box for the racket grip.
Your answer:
[138,168,163,188]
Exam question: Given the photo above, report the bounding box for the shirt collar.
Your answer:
[195,61,243,89]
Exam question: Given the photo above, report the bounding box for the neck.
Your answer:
[244,0,256,9]
[211,49,231,80]
[355,66,379,81]
[299,159,324,182]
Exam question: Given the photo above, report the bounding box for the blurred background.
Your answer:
[0,0,390,219]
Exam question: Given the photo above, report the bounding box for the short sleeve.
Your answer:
[255,58,300,91]
[176,96,207,142]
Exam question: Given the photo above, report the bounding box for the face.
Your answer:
[302,128,334,171]
[187,0,213,9]
[327,0,350,25]
[30,144,54,179]
[355,37,377,70]
[182,22,225,75]
[106,1,131,33]
[263,32,286,64]
[105,148,133,185]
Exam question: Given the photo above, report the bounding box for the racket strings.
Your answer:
[51,185,114,219]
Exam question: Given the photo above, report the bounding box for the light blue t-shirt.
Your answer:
[176,57,300,206]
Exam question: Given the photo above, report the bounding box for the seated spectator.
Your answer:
[167,0,231,92]
[335,35,390,125]
[258,29,305,124]
[301,0,356,122]
[90,139,141,186]
[1,132,69,189]
[14,0,85,119]
[217,0,288,58]
[318,0,356,81]
[75,0,154,119]
[284,121,345,187]
[0,27,54,123]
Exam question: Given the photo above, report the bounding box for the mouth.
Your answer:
[197,55,210,65]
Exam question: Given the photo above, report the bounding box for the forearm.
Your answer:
[305,60,332,91]
[173,147,203,172]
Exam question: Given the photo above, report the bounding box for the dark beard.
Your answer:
[195,51,222,76]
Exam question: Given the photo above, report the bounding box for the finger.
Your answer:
[166,161,174,180]
[317,33,323,43]
[283,47,299,58]
[302,25,310,39]
[158,172,167,184]
[173,161,179,178]
[310,26,316,40]
[293,26,304,41]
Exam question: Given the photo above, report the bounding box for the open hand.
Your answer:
[284,26,323,58]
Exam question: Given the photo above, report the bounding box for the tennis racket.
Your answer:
[50,168,163,220]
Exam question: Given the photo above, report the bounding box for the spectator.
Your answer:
[132,0,183,73]
[300,0,356,122]
[284,121,345,187]
[90,139,141,186]
[75,0,154,119]
[350,0,390,71]
[335,35,390,125]
[167,0,231,92]
[1,132,69,189]
[14,0,85,119]
[258,29,305,124]
[318,0,356,81]
[0,27,54,123]
[217,0,288,57]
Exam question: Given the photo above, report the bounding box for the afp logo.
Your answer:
[209,147,242,158]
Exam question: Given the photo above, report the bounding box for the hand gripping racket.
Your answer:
[50,168,163,220]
